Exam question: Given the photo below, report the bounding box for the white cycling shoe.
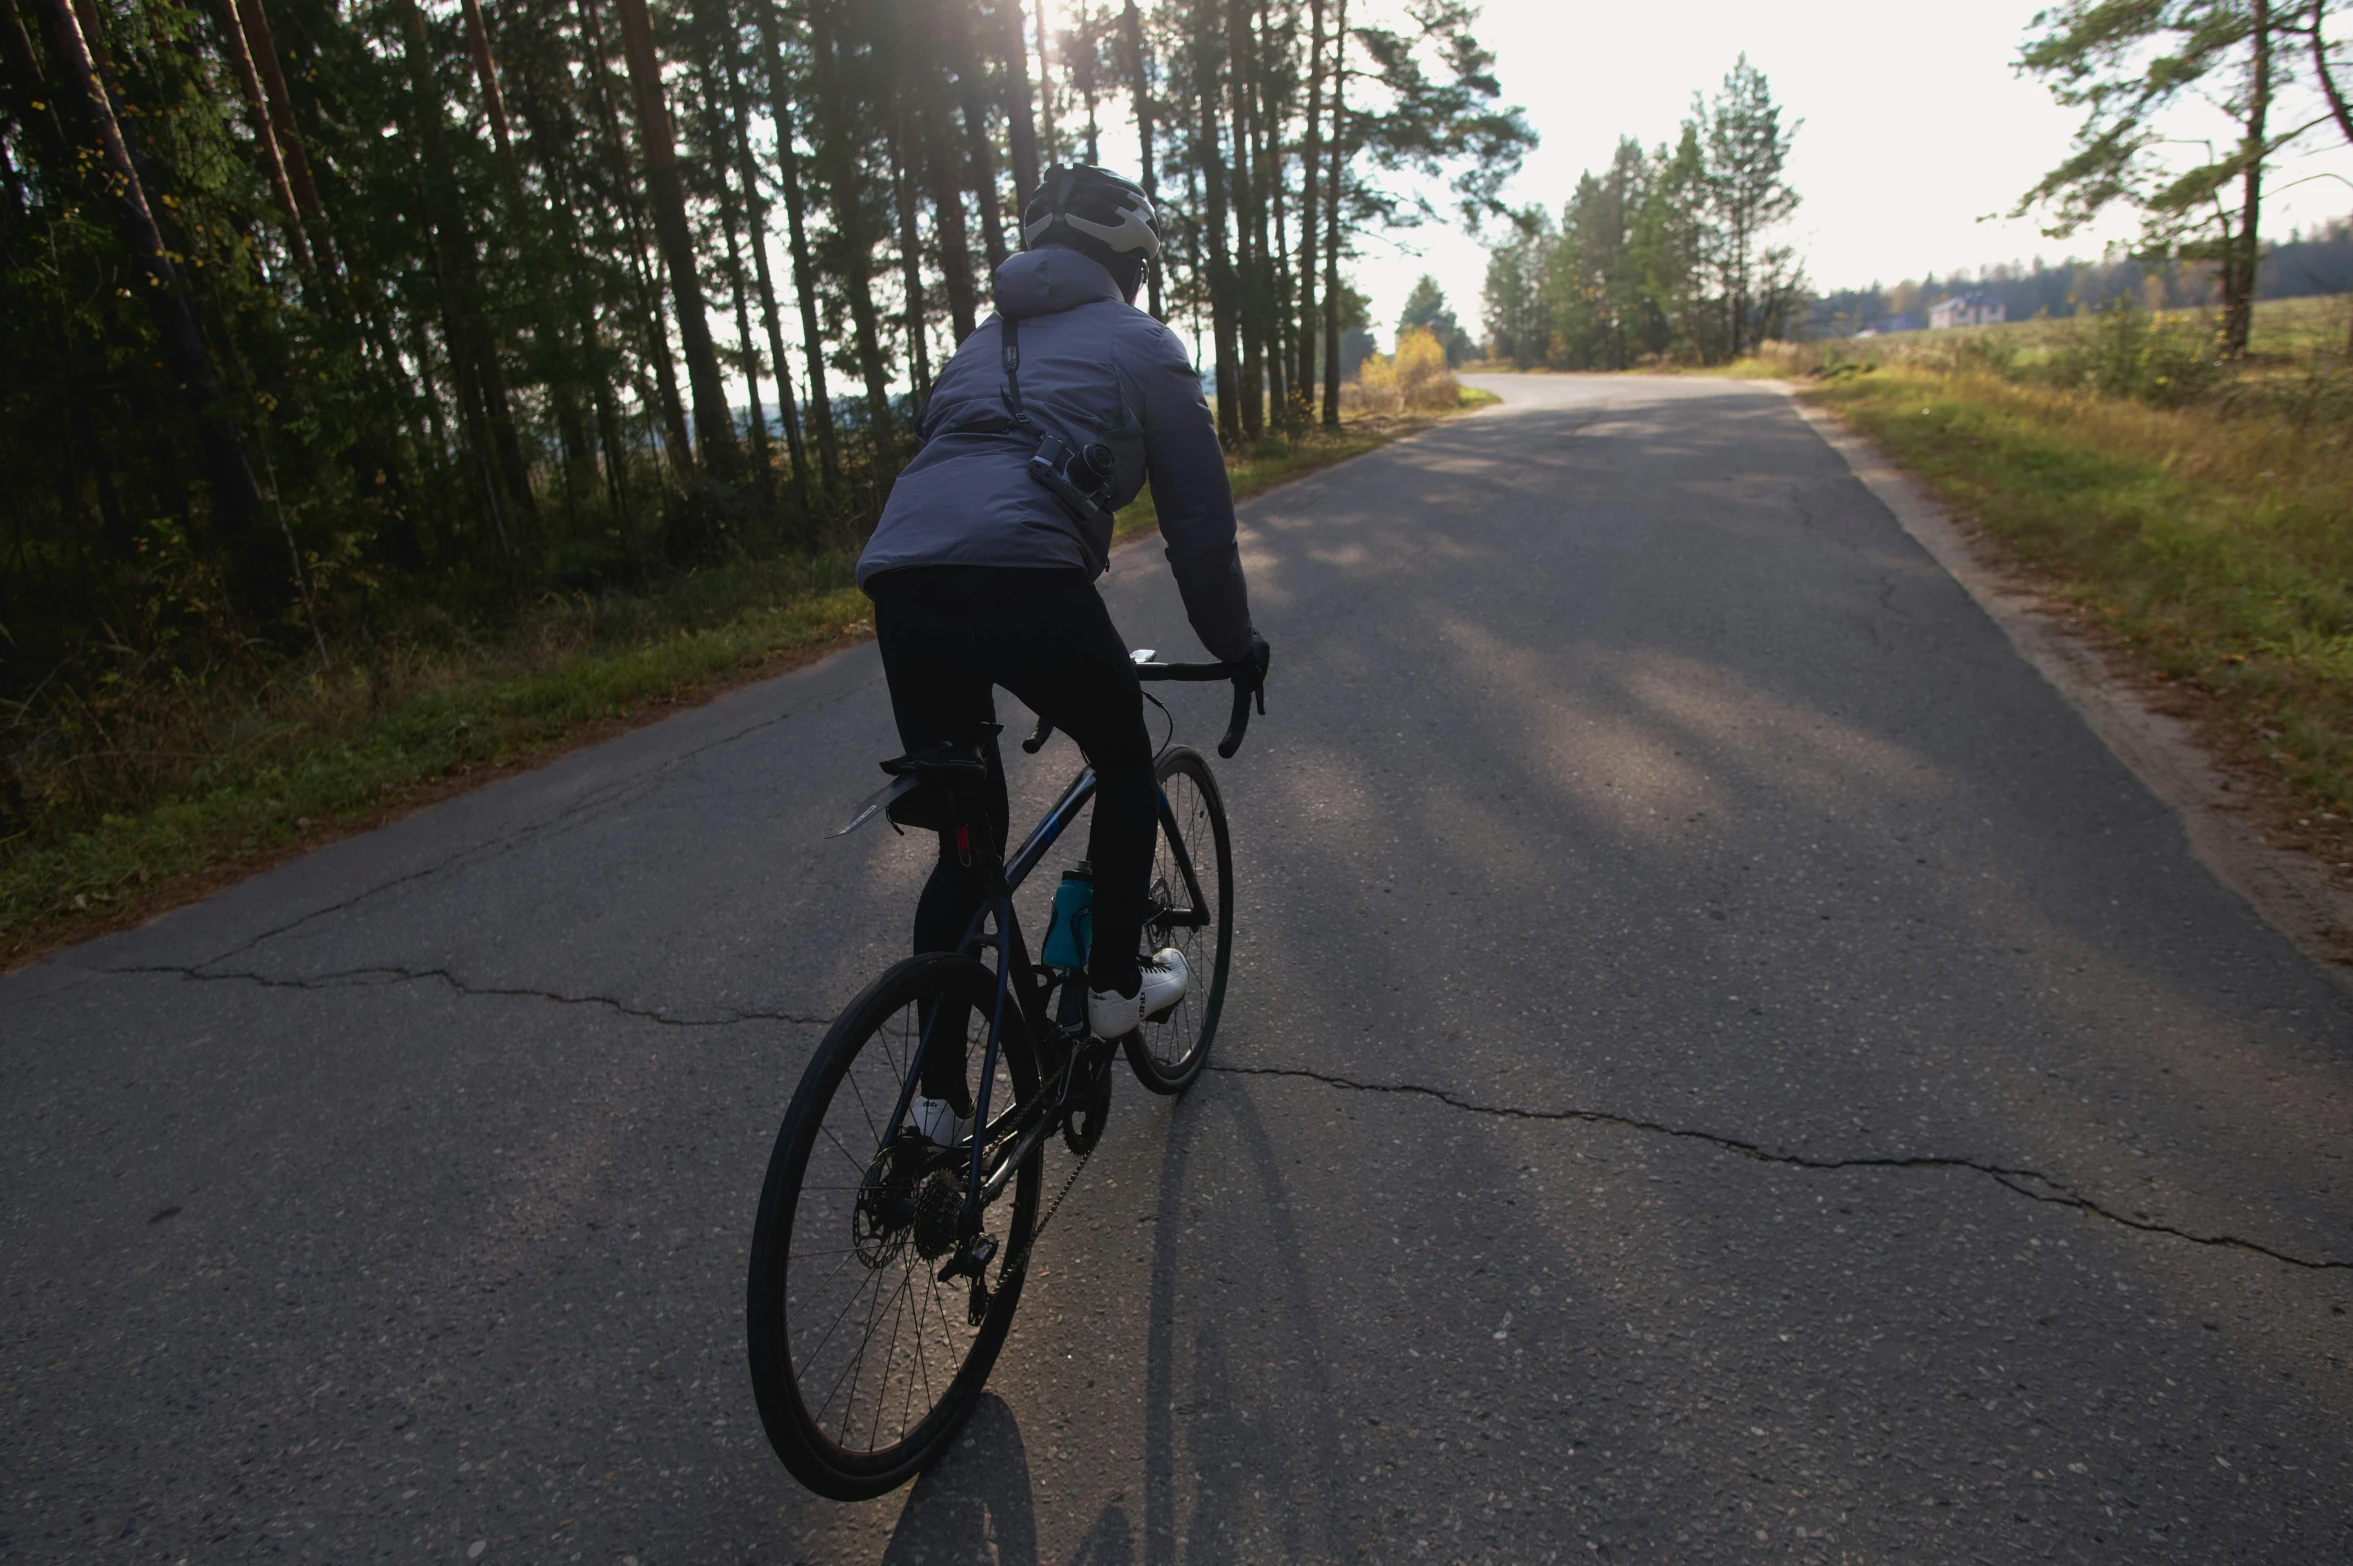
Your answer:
[908,1095,971,1147]
[1087,948,1191,1039]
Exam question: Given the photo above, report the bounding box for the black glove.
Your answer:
[1246,630,1272,686]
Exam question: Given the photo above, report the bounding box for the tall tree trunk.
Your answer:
[31,0,268,596]
[2224,0,2270,358]
[721,15,809,509]
[0,0,75,172]
[576,0,692,468]
[891,102,934,408]
[1254,0,1289,422]
[457,0,514,161]
[749,0,841,493]
[398,0,536,554]
[2310,3,2353,351]
[890,2,958,367]
[1321,0,1345,429]
[1192,4,1240,444]
[700,57,774,519]
[1079,25,1100,163]
[996,0,1040,199]
[718,200,775,518]
[199,0,309,269]
[1031,0,1058,163]
[1117,0,1162,318]
[632,234,692,470]
[1268,147,1290,421]
[804,0,896,444]
[615,0,740,476]
[1294,0,1322,406]
[471,2,587,490]
[1242,0,1280,427]
[232,0,333,269]
[919,92,980,341]
[942,0,1007,265]
[1220,0,1259,439]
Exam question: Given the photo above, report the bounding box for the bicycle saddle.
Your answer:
[837,743,989,838]
[879,742,989,781]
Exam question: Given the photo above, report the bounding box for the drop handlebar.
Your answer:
[1020,654,1267,761]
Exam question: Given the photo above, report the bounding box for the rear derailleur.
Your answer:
[938,1232,998,1325]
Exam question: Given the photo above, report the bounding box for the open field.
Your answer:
[2,401,1485,967]
[1736,296,2353,878]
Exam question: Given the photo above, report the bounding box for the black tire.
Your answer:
[1125,745,1233,1093]
[746,954,1042,1501]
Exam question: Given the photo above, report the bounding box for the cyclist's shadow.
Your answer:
[1140,1081,1338,1566]
[878,1395,1138,1566]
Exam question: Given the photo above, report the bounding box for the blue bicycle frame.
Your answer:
[843,652,1258,1237]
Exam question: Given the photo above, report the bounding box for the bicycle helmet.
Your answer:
[1021,165,1160,299]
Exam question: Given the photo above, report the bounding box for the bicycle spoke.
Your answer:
[868,1271,914,1453]
[816,1118,873,1183]
[802,1257,890,1421]
[750,952,1042,1492]
[820,1263,899,1435]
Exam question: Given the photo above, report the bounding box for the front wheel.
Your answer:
[746,954,1042,1501]
[1126,745,1233,1094]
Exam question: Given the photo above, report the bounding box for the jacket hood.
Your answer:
[993,246,1123,320]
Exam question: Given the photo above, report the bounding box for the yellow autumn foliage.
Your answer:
[1343,326,1460,414]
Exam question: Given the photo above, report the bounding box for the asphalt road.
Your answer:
[7,373,2350,1565]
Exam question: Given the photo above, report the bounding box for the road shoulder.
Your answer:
[1788,388,2353,983]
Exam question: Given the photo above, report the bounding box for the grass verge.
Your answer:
[3,400,1481,967]
[1799,360,2353,872]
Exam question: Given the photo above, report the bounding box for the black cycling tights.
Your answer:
[869,566,1157,1083]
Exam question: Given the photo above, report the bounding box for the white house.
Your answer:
[1929,293,2007,330]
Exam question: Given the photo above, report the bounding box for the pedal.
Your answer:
[1061,1038,1114,1154]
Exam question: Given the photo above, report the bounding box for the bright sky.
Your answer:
[1353,0,2353,346]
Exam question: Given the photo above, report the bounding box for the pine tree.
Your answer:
[1697,56,1798,360]
[2018,0,2288,356]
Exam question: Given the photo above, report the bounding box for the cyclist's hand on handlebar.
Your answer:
[1246,630,1272,687]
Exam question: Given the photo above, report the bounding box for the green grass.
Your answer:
[3,403,1475,965]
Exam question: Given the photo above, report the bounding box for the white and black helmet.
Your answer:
[1021,165,1162,284]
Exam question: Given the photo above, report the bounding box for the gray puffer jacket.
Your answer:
[857,247,1253,663]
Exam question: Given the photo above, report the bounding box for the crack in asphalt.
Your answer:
[1208,1062,2350,1273]
[115,961,834,1030]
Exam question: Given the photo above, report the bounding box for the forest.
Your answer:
[1477,56,1802,372]
[0,0,1530,848]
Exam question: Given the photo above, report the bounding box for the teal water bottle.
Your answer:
[1041,862,1094,972]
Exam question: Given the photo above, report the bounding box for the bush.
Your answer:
[2044,300,2226,408]
[1342,326,1462,414]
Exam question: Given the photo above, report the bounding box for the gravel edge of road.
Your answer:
[1785,387,2353,989]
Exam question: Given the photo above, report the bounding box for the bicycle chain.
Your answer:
[992,1046,1100,1289]
[1005,1136,1090,1286]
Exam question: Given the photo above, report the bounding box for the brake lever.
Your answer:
[1022,714,1056,754]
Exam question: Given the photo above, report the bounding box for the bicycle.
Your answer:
[745,651,1265,1501]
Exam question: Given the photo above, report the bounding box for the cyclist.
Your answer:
[857,166,1267,1140]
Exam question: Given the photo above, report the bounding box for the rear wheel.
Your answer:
[1126,745,1233,1094]
[746,954,1041,1500]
